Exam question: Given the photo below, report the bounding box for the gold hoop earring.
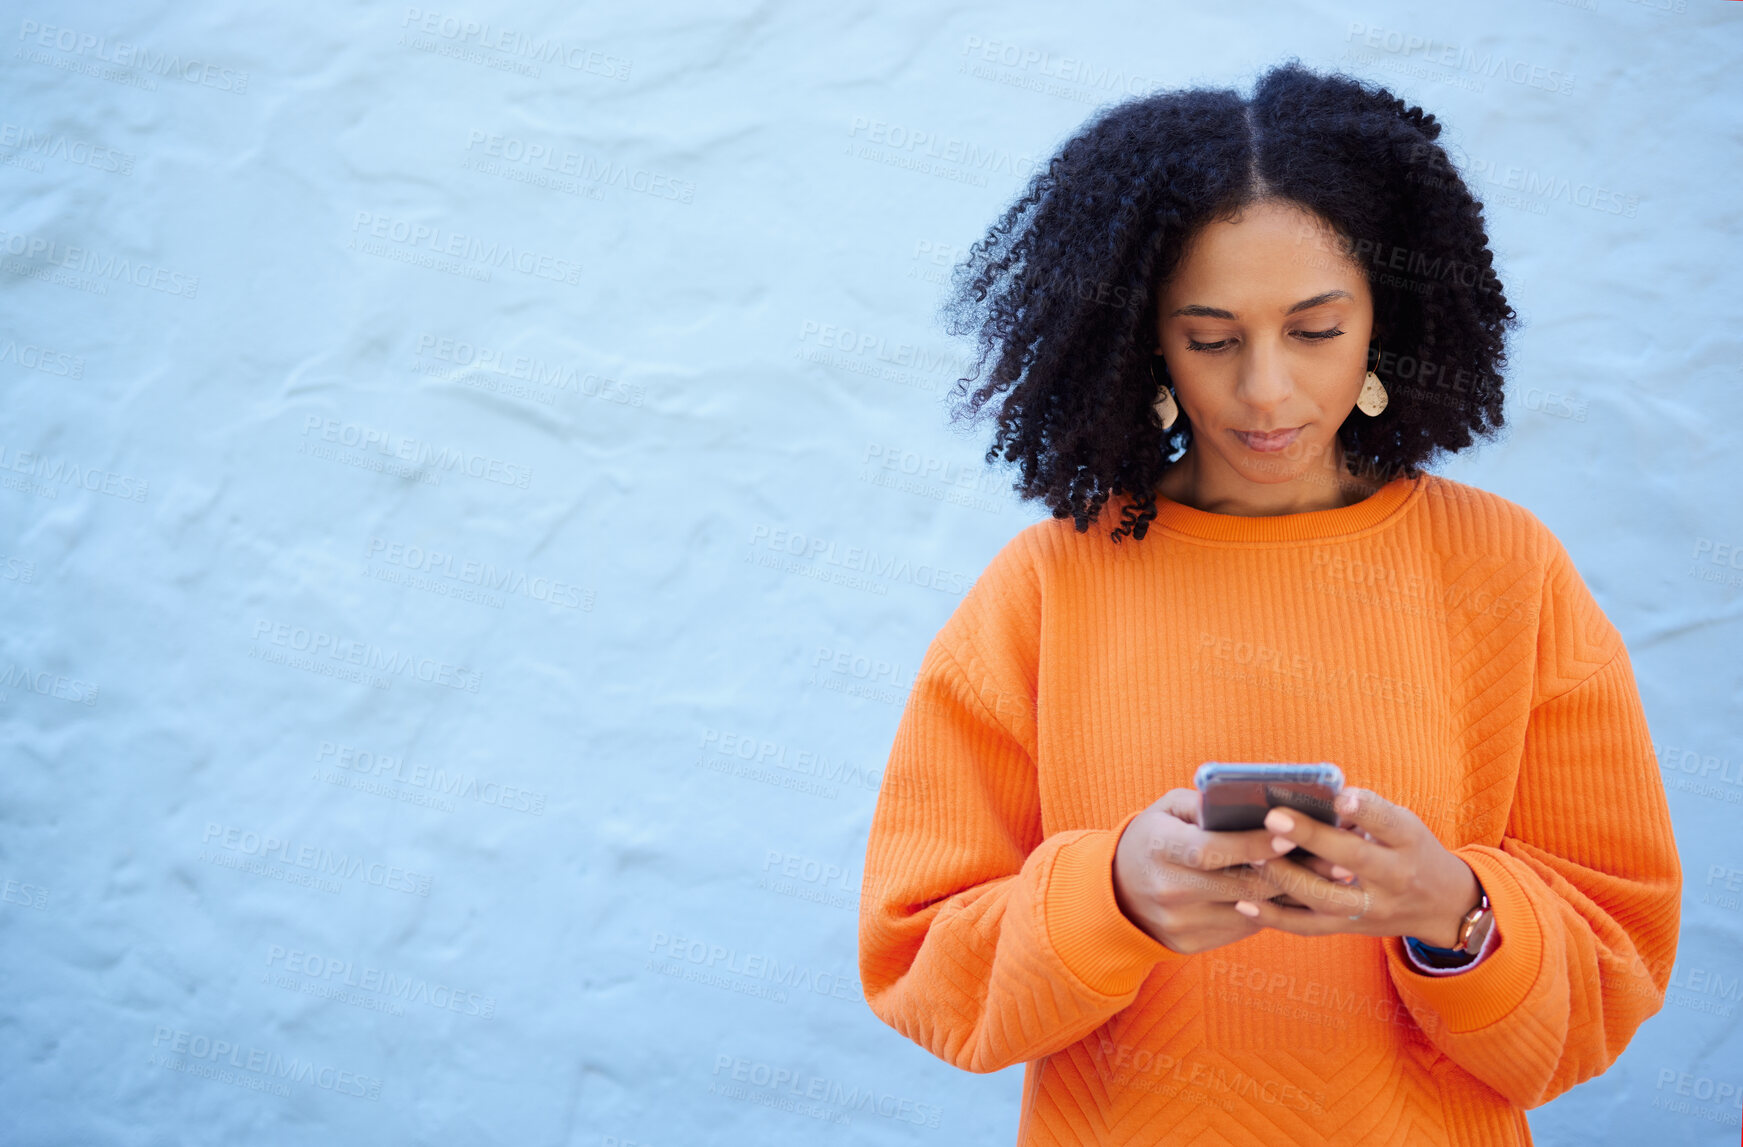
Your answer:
[1149,355,1180,430]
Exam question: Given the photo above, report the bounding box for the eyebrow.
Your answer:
[1168,290,1355,320]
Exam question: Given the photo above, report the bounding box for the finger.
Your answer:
[1291,854,1356,883]
[1261,806,1394,883]
[1333,787,1422,848]
[1156,788,1200,825]
[1234,895,1360,937]
[1253,855,1365,914]
[1158,863,1287,905]
[1294,854,1345,882]
[1160,825,1295,872]
[1159,899,1267,936]
[1250,855,1368,916]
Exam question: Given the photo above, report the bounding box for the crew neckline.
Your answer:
[1136,472,1427,544]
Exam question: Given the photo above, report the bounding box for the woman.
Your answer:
[857,60,1681,1146]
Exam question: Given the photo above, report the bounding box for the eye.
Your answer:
[1184,327,1347,354]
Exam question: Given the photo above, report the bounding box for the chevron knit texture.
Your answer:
[858,472,1682,1146]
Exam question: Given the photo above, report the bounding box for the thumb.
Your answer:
[1157,788,1200,825]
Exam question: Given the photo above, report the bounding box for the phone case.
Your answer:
[1194,762,1345,832]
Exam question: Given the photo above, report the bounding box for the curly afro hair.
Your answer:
[942,58,1520,542]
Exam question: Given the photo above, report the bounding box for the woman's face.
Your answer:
[1154,199,1375,487]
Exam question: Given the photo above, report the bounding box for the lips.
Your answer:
[1234,427,1302,452]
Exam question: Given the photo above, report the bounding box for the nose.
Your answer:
[1234,338,1293,415]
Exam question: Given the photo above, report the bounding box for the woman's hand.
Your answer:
[1233,787,1481,948]
[1112,789,1297,955]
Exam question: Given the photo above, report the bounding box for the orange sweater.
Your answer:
[858,473,1681,1146]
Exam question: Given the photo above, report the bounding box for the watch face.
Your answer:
[1461,908,1495,955]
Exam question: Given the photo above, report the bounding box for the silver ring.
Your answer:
[1347,889,1372,922]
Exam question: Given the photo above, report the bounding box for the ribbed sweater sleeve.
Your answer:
[857,536,1179,1073]
[1382,534,1683,1108]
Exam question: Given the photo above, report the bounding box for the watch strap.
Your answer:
[1405,935,1477,965]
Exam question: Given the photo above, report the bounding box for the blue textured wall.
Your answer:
[2,2,1739,1144]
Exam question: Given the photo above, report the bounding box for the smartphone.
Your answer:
[1193,762,1345,833]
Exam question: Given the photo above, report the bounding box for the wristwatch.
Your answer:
[1406,885,1494,967]
[1453,887,1495,955]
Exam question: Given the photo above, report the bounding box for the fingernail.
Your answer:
[1271,836,1293,853]
[1234,901,1259,918]
[1337,792,1358,814]
[1331,865,1353,881]
[1265,809,1295,833]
